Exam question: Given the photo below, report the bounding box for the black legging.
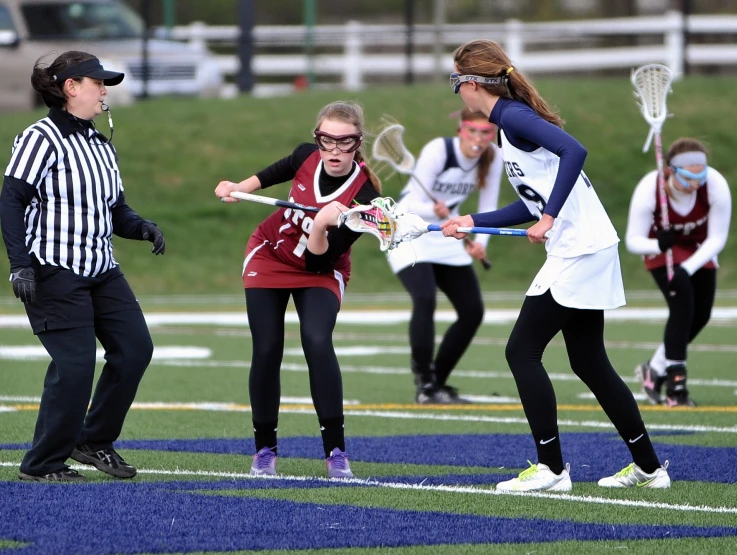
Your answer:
[505,290,660,474]
[397,263,484,385]
[650,267,716,362]
[245,287,343,423]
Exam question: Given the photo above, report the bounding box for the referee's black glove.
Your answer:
[656,228,675,253]
[141,222,166,255]
[9,267,36,303]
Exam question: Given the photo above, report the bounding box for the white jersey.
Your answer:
[498,129,624,309]
[499,129,619,258]
[388,137,502,273]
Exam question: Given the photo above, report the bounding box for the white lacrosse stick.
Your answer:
[631,63,675,282]
[372,123,492,270]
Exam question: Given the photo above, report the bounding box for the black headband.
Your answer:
[54,58,125,86]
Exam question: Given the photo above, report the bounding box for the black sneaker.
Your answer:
[18,468,89,482]
[634,361,666,405]
[664,364,696,408]
[71,445,137,479]
[441,385,472,404]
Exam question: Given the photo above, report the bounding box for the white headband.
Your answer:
[670,151,707,167]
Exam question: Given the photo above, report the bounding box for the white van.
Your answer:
[0,0,223,111]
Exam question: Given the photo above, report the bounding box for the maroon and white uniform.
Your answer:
[626,168,731,276]
[243,145,374,302]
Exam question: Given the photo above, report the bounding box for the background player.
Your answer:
[626,137,731,407]
[387,108,501,404]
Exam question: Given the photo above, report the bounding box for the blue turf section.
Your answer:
[3,433,728,483]
[1,480,736,554]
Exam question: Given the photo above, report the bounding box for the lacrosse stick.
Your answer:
[631,63,674,282]
[227,191,319,212]
[372,123,492,270]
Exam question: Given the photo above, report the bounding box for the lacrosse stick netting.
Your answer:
[372,123,417,175]
[631,63,673,153]
[632,63,675,281]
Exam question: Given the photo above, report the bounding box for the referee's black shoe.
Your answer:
[18,468,89,482]
[71,445,137,479]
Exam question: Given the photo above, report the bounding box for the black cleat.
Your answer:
[18,468,89,482]
[71,445,137,479]
[664,364,696,408]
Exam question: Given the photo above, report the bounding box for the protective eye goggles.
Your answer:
[313,130,363,153]
[671,165,708,188]
[449,73,506,94]
[460,122,496,140]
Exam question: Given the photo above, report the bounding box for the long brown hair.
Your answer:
[314,101,382,193]
[453,39,564,128]
[459,107,495,190]
[31,51,97,109]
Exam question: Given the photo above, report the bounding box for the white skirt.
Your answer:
[387,230,472,274]
[526,243,626,310]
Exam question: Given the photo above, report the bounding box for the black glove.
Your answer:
[141,221,165,255]
[10,266,36,303]
[656,228,675,253]
[668,265,691,296]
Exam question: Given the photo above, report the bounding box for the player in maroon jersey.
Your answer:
[625,137,732,407]
[214,101,382,478]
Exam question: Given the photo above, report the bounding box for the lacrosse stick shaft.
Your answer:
[228,191,319,213]
[426,224,528,237]
[653,132,675,282]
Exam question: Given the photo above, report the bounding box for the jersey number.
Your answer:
[515,184,546,214]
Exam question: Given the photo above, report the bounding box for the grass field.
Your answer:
[1,295,737,554]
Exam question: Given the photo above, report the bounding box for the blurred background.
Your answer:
[0,0,735,302]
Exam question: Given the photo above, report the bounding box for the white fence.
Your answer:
[157,11,737,96]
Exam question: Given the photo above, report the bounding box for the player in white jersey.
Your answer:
[387,109,502,404]
[442,39,670,492]
[626,137,731,407]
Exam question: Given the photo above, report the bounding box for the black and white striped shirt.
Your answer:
[3,107,124,277]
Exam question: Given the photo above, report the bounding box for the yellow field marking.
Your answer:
[3,402,737,414]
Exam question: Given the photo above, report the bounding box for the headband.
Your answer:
[670,151,707,167]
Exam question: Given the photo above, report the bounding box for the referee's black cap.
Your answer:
[55,57,124,87]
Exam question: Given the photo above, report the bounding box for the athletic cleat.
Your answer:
[496,462,572,492]
[598,461,671,488]
[326,448,354,479]
[440,385,472,404]
[71,445,136,479]
[664,364,696,407]
[250,446,277,476]
[635,361,666,405]
[18,468,89,482]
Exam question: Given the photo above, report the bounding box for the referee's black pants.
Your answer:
[20,266,153,476]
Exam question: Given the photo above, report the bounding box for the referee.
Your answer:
[0,51,165,482]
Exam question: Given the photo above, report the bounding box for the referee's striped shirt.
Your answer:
[4,107,122,277]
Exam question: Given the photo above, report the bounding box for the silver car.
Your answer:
[0,0,223,112]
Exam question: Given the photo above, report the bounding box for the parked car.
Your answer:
[0,0,223,112]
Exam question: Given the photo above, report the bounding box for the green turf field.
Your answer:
[1,301,736,554]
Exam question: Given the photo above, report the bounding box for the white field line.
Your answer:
[3,401,736,434]
[0,461,735,515]
[0,396,360,406]
[2,307,737,329]
[0,345,211,361]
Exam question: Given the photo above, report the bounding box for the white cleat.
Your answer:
[496,461,572,492]
[598,460,671,488]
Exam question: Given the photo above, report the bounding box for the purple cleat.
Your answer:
[326,448,354,479]
[250,446,277,476]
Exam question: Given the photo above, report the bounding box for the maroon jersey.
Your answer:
[645,183,714,270]
[243,151,369,301]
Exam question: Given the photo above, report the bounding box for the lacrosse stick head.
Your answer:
[631,64,673,150]
[339,197,400,251]
[372,124,416,174]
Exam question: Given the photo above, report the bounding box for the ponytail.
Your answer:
[354,150,382,194]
